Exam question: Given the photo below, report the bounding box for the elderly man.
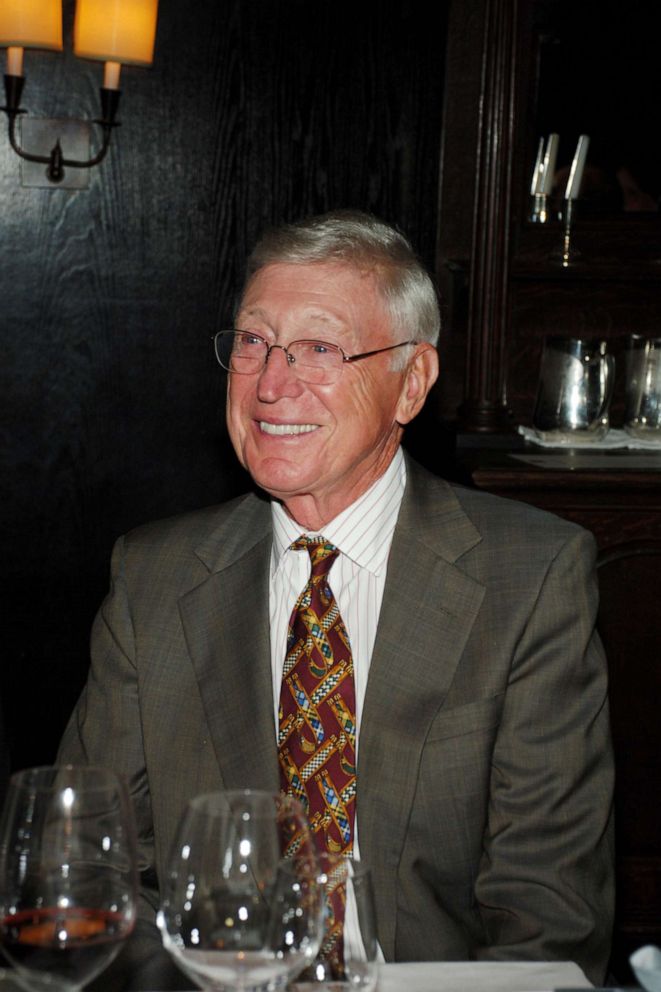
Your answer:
[59,210,614,987]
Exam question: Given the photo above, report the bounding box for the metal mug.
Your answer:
[532,336,615,441]
[624,335,661,438]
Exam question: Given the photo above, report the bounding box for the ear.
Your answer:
[395,343,439,426]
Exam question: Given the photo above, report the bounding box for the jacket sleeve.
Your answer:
[474,527,614,984]
[57,536,189,990]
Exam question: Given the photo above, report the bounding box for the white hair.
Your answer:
[243,210,440,369]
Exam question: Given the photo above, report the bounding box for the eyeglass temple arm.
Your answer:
[343,340,417,363]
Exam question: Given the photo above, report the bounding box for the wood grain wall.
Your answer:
[1,0,450,771]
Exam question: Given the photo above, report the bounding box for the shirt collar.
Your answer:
[271,447,406,577]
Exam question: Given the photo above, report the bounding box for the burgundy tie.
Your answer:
[278,537,356,970]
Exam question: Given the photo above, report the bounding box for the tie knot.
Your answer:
[291,536,339,578]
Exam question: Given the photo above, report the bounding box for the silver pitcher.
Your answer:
[624,335,661,439]
[533,336,615,442]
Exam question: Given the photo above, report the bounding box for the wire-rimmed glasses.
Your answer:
[213,330,417,386]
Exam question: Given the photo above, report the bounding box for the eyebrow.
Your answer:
[235,305,268,322]
[236,307,348,333]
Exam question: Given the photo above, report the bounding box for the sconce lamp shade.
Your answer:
[0,0,63,51]
[74,0,159,66]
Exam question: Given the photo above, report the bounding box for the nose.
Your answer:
[266,343,294,366]
[257,343,304,401]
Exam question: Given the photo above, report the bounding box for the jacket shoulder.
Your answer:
[404,457,594,559]
[450,479,588,540]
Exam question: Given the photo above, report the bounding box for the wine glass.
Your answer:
[157,790,324,992]
[0,765,138,992]
[291,855,378,992]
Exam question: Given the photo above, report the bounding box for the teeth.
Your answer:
[260,421,318,436]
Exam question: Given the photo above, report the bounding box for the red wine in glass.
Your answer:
[1,906,133,988]
[0,766,138,992]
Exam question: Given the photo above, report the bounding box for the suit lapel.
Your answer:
[178,494,280,793]
[358,461,485,959]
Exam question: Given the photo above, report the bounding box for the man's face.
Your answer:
[226,261,423,528]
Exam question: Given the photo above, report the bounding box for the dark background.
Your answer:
[1,0,452,772]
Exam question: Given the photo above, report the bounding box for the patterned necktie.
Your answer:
[278,537,356,971]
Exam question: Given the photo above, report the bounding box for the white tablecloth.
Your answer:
[0,961,593,992]
[377,961,592,992]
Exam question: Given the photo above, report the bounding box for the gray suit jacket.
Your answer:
[59,458,614,987]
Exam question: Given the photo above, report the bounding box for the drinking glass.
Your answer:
[291,856,378,992]
[0,765,138,992]
[532,336,615,442]
[157,790,324,992]
[624,335,661,438]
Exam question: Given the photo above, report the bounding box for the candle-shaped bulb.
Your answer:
[103,60,121,90]
[565,135,590,200]
[6,46,24,77]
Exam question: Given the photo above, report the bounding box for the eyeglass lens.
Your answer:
[216,331,343,384]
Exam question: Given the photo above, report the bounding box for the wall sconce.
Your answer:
[1,0,159,188]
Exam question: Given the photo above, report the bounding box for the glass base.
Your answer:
[625,423,661,440]
[531,425,609,445]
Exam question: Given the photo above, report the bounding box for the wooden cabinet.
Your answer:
[457,436,661,981]
[506,227,661,431]
[436,0,661,433]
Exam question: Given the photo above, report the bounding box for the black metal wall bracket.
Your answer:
[2,73,121,184]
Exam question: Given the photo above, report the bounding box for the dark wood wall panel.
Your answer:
[1,0,449,772]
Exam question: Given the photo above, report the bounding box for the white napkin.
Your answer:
[517,425,661,450]
[630,945,661,992]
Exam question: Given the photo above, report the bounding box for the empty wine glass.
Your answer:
[157,790,324,992]
[291,856,378,992]
[0,765,138,992]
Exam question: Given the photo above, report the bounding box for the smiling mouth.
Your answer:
[259,421,318,436]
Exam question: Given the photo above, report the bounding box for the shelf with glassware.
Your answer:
[502,244,661,431]
[519,133,661,279]
[511,215,661,282]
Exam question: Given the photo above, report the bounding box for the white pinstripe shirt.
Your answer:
[269,445,406,735]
